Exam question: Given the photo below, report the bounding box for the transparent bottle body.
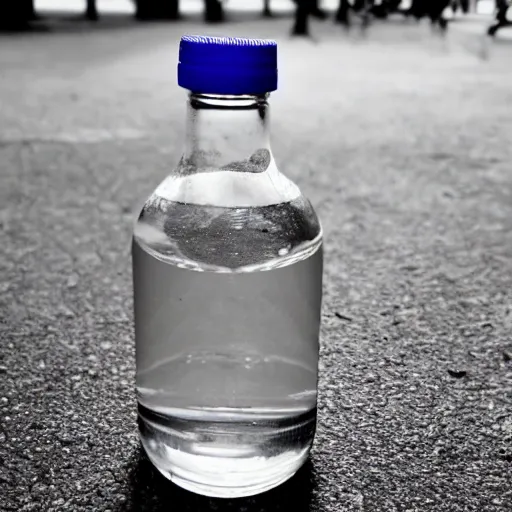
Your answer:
[132,94,323,497]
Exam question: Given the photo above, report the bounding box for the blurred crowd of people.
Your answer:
[1,0,509,37]
[293,0,471,34]
[291,0,510,37]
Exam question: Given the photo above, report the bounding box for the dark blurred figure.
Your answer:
[27,0,37,19]
[263,0,273,17]
[292,0,313,35]
[409,0,451,29]
[371,0,401,17]
[335,0,350,24]
[452,0,470,13]
[86,0,99,20]
[0,0,36,29]
[204,0,224,21]
[135,0,180,19]
[292,0,327,35]
[488,0,512,35]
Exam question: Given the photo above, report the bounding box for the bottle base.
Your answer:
[151,449,309,498]
[138,404,316,498]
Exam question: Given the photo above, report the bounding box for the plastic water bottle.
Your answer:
[132,35,323,498]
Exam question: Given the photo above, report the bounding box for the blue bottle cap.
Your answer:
[178,35,278,95]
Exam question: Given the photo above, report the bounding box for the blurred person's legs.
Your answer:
[0,0,36,29]
[488,0,511,35]
[135,0,180,20]
[86,0,99,21]
[428,1,450,29]
[263,0,272,17]
[371,0,391,18]
[409,0,427,18]
[204,0,224,22]
[335,0,351,24]
[292,0,313,35]
[459,0,470,13]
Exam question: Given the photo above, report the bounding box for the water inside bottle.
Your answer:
[132,169,323,497]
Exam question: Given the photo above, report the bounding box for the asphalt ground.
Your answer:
[1,13,511,512]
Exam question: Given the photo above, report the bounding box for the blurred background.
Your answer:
[30,0,497,17]
[2,1,512,511]
[0,0,506,27]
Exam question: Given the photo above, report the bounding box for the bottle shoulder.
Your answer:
[152,156,301,209]
[133,154,322,272]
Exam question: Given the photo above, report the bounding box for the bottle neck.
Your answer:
[182,93,271,173]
